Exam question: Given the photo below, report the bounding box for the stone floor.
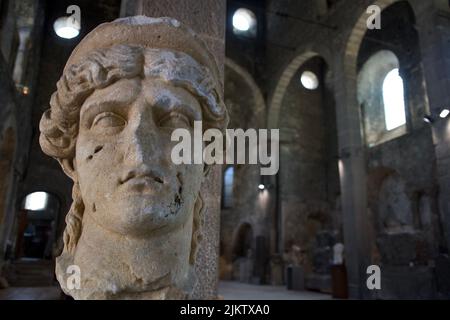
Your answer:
[0,287,62,300]
[0,282,333,300]
[218,281,333,300]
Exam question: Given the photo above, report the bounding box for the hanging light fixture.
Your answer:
[232,8,257,37]
[53,15,80,39]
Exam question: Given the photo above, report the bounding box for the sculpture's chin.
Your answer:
[93,194,191,237]
[56,253,189,300]
[56,250,193,300]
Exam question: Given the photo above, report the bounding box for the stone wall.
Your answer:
[259,0,447,298]
[219,0,450,298]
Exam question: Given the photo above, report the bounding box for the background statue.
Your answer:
[39,16,228,299]
[283,244,305,267]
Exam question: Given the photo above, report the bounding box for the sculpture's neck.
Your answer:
[62,210,193,299]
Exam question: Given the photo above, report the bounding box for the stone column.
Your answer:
[333,57,371,299]
[415,3,450,252]
[12,27,31,86]
[120,0,226,299]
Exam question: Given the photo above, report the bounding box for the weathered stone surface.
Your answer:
[286,266,305,291]
[378,266,435,300]
[39,16,228,299]
[313,248,332,275]
[377,232,428,266]
[435,254,450,298]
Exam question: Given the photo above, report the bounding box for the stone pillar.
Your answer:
[333,58,371,299]
[120,0,226,299]
[415,3,450,252]
[0,0,17,66]
[12,27,31,85]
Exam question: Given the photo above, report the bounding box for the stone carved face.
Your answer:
[39,18,228,298]
[76,77,203,237]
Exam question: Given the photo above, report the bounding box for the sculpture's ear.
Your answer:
[58,158,77,181]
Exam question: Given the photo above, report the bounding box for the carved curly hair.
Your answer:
[39,44,228,264]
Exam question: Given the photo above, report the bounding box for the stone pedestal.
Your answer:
[331,264,348,299]
[238,258,253,283]
[378,266,435,300]
[305,273,332,293]
[376,232,429,266]
[286,266,305,291]
[269,254,284,286]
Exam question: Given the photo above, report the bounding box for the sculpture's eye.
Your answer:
[92,112,126,129]
[158,112,191,129]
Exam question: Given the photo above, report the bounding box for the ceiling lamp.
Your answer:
[53,16,80,39]
[232,8,257,37]
[24,192,49,211]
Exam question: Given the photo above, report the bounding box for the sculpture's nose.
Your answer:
[124,108,163,167]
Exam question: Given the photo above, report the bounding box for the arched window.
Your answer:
[382,68,406,131]
[24,192,49,211]
[222,166,234,208]
[358,50,408,147]
[19,192,60,259]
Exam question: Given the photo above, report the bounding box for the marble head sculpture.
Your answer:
[39,16,228,299]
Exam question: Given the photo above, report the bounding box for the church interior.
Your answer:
[0,0,450,300]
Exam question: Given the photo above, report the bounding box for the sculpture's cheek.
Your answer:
[75,137,125,208]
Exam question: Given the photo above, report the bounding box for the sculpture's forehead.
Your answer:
[80,78,141,113]
[80,77,202,116]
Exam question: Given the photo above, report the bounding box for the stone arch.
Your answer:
[268,1,422,131]
[340,1,419,125]
[225,58,266,129]
[335,0,421,298]
[433,0,450,12]
[14,190,62,259]
[274,52,340,251]
[268,51,320,129]
[18,185,68,239]
[20,190,61,211]
[367,168,414,230]
[231,222,253,260]
[221,60,268,275]
[357,50,404,147]
[367,167,396,204]
[340,0,421,237]
[342,1,417,101]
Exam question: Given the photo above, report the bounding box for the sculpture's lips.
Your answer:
[119,169,165,192]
